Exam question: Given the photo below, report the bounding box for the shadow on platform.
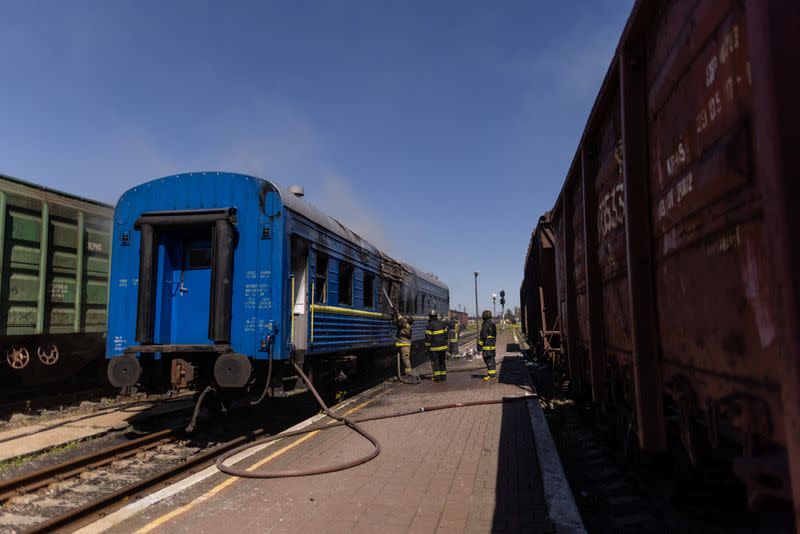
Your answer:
[491,356,549,532]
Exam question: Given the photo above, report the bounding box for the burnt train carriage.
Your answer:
[106,173,448,393]
[0,173,112,388]
[522,0,800,520]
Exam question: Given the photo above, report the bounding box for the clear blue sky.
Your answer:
[1,0,633,314]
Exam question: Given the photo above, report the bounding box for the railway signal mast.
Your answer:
[500,290,506,331]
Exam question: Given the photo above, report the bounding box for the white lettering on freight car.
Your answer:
[705,226,740,256]
[696,108,708,133]
[597,182,625,239]
[696,91,722,134]
[663,228,679,255]
[708,91,722,121]
[724,76,736,101]
[665,142,687,177]
[698,25,742,134]
[705,25,740,88]
[705,56,718,87]
[718,25,740,65]
[676,173,694,203]
[49,282,69,301]
[656,173,693,220]
[118,279,128,287]
[113,336,127,352]
[88,241,104,252]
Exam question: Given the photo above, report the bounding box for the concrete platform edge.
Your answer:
[527,397,587,534]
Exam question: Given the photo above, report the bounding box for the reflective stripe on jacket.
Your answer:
[478,319,497,351]
[447,320,458,342]
[394,313,412,346]
[425,317,448,351]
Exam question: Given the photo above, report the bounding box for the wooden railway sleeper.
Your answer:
[0,428,176,503]
[22,429,267,533]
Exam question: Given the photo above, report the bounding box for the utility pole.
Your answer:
[473,271,480,348]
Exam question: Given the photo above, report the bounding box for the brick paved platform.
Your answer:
[89,330,569,534]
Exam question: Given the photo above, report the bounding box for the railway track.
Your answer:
[0,423,267,533]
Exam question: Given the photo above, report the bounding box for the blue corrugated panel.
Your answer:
[310,312,394,353]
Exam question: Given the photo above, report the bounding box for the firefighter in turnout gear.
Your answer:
[447,317,459,357]
[478,310,497,381]
[392,311,414,376]
[425,310,448,381]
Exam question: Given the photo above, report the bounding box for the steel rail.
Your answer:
[20,428,266,534]
[0,428,177,504]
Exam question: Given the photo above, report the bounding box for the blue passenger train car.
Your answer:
[106,172,448,393]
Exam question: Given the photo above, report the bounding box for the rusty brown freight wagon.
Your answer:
[0,173,113,391]
[520,212,560,362]
[539,0,800,524]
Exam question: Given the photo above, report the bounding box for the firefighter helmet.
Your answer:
[429,310,437,318]
[482,310,492,320]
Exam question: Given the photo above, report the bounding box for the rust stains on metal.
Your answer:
[522,0,800,522]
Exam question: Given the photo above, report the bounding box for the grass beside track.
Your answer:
[0,439,80,475]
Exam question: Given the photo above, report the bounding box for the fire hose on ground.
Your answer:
[216,360,535,479]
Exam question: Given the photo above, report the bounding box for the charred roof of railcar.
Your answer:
[268,179,449,292]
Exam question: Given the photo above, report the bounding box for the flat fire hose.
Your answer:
[215,360,534,478]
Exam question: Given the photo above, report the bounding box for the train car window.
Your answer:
[339,262,354,306]
[363,273,375,309]
[315,255,328,303]
[183,244,212,270]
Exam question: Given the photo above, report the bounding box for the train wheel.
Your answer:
[6,346,31,369]
[37,344,60,365]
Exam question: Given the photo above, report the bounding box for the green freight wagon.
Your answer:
[0,173,113,389]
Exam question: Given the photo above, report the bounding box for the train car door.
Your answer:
[134,208,236,350]
[156,229,213,345]
[290,237,309,356]
[173,233,213,343]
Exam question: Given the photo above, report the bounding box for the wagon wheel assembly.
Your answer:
[6,346,31,369]
[37,344,60,366]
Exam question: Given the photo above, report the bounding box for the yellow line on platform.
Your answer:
[135,397,378,533]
